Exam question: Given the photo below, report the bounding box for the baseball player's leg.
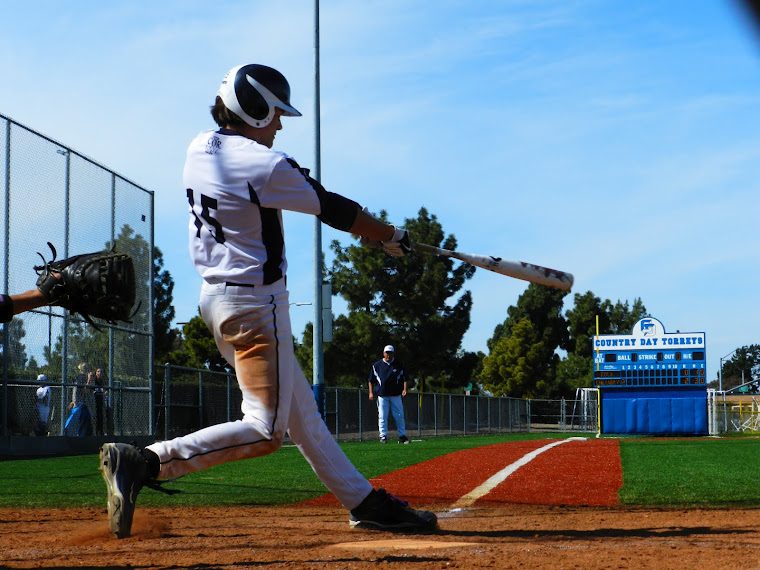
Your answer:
[389,396,406,437]
[148,285,293,479]
[284,353,373,510]
[377,397,389,440]
[101,285,294,538]
[282,348,436,529]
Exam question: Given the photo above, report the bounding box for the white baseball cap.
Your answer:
[383,345,395,353]
[37,374,47,383]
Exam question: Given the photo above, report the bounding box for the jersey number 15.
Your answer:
[186,189,226,244]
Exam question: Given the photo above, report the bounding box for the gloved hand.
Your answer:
[34,242,136,330]
[381,227,412,257]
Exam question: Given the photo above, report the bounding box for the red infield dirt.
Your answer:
[3,438,760,569]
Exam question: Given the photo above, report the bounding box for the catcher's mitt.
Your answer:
[34,242,137,329]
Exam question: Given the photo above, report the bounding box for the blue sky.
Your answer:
[2,1,759,381]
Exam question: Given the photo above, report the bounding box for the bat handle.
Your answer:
[411,242,448,256]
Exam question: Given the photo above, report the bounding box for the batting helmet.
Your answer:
[217,64,302,128]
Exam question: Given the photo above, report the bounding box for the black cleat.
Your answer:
[99,443,149,538]
[349,488,437,531]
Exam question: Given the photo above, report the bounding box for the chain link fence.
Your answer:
[154,364,600,441]
[0,113,154,445]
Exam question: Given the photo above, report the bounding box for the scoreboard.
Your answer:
[593,317,706,388]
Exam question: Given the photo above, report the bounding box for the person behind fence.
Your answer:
[97,62,436,539]
[34,374,52,436]
[93,367,108,436]
[64,362,92,437]
[367,345,409,444]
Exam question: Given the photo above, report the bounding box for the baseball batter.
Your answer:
[99,63,437,538]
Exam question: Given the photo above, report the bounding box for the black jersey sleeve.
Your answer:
[285,158,359,231]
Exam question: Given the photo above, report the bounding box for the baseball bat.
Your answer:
[412,242,574,291]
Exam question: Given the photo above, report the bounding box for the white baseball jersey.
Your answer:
[183,128,330,286]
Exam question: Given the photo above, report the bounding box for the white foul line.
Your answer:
[450,437,587,511]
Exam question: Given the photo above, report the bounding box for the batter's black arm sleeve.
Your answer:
[285,158,360,231]
[317,191,360,231]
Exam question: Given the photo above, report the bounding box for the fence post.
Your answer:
[1,120,8,437]
[164,365,171,440]
[334,388,340,440]
[358,386,363,441]
[527,399,531,432]
[463,395,467,435]
[417,390,421,438]
[449,394,452,436]
[227,372,231,423]
[198,370,204,430]
[433,392,438,437]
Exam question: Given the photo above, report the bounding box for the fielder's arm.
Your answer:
[0,289,49,322]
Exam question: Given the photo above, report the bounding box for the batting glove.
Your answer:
[381,227,412,257]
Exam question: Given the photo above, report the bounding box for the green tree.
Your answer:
[1,318,28,374]
[555,352,594,393]
[489,283,569,353]
[152,247,178,362]
[608,298,647,334]
[718,345,760,390]
[313,207,477,389]
[479,318,546,397]
[558,292,648,393]
[564,291,608,360]
[165,310,230,372]
[486,283,569,397]
[296,311,385,387]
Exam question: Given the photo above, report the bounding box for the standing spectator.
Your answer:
[34,374,52,436]
[64,362,92,437]
[93,367,108,436]
[367,345,409,444]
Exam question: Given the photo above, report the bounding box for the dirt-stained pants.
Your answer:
[147,280,373,510]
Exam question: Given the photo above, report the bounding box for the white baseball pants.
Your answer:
[147,281,373,510]
[377,395,406,439]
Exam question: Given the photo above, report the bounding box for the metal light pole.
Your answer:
[311,0,325,417]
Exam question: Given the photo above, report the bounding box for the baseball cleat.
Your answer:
[99,443,149,539]
[349,488,437,531]
[380,437,387,444]
[398,435,409,444]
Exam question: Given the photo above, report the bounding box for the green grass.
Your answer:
[618,437,760,506]
[3,434,760,509]
[0,434,549,509]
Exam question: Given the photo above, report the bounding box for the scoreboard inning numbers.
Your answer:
[593,317,706,388]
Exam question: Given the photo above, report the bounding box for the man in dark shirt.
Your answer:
[367,345,409,444]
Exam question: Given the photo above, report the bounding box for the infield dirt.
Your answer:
[2,438,759,569]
